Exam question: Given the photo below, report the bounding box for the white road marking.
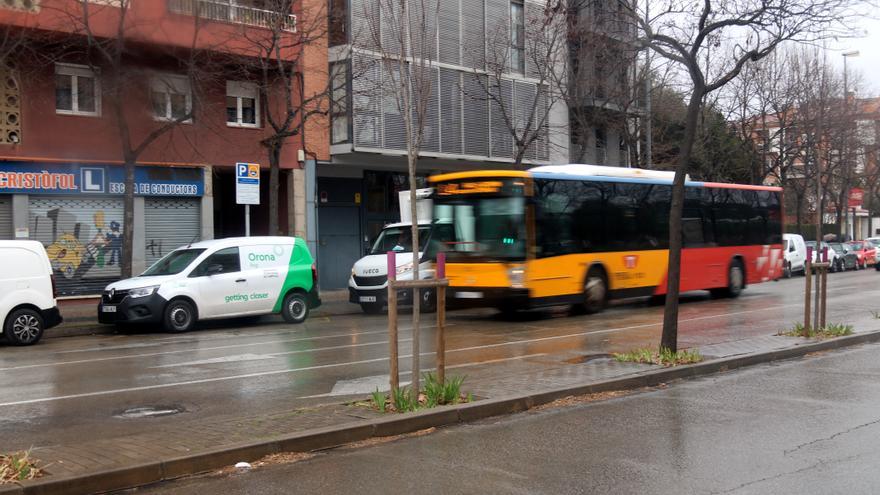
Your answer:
[0,329,410,372]
[151,354,277,368]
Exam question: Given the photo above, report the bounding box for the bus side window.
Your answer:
[536,182,576,257]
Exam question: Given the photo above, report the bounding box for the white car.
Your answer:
[782,233,807,277]
[0,241,63,345]
[98,237,320,332]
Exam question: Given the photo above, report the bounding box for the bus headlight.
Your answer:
[508,265,525,288]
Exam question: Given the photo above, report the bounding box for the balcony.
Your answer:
[167,0,297,32]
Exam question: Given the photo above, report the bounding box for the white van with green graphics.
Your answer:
[98,237,320,332]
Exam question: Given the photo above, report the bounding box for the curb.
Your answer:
[9,330,880,495]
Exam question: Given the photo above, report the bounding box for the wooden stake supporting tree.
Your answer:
[804,246,829,332]
[387,252,449,394]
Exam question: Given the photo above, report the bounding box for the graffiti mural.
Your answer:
[30,198,124,294]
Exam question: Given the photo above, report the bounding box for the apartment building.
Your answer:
[0,0,327,295]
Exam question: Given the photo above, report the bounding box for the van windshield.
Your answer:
[369,226,431,255]
[142,249,206,276]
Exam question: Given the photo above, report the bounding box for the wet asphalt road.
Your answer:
[135,341,880,495]
[2,269,880,453]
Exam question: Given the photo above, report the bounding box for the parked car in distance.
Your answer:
[98,237,320,333]
[0,241,63,345]
[866,237,880,267]
[829,242,858,271]
[846,241,876,269]
[782,233,807,278]
[806,240,844,272]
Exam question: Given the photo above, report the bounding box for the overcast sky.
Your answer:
[827,16,880,97]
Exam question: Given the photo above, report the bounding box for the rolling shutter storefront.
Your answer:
[0,196,11,239]
[144,197,201,268]
[29,196,125,296]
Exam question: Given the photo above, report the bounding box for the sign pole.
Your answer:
[245,205,250,237]
[236,162,260,237]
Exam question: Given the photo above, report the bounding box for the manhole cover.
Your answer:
[114,405,185,419]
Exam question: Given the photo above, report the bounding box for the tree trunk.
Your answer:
[268,144,281,235]
[408,149,421,397]
[660,88,703,353]
[121,158,135,278]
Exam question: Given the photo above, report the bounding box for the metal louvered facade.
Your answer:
[0,196,11,240]
[339,0,560,166]
[144,197,201,269]
[29,196,125,296]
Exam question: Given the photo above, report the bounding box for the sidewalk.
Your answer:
[52,290,359,338]
[5,328,879,495]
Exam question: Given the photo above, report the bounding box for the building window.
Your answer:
[55,64,100,116]
[330,63,350,144]
[510,0,525,74]
[226,81,259,128]
[151,74,192,122]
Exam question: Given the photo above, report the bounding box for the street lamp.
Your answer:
[842,50,859,239]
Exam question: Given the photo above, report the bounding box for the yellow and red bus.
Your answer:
[429,165,783,314]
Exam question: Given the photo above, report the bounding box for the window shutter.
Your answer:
[462,0,486,69]
[485,0,509,72]
[537,84,550,161]
[351,0,379,50]
[382,63,407,151]
[463,73,489,156]
[439,1,461,65]
[490,78,513,159]
[408,0,438,62]
[515,81,537,161]
[352,55,381,148]
[413,66,440,153]
[440,68,463,154]
[525,1,545,79]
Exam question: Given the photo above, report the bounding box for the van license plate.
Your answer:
[456,291,483,299]
[359,296,377,303]
[102,305,117,313]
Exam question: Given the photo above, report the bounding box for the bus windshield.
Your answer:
[435,196,526,261]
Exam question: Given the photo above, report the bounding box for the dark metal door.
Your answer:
[317,205,362,289]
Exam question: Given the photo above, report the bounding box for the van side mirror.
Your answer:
[206,264,224,276]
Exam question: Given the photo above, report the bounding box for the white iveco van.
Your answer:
[99,237,320,332]
[348,189,452,314]
[0,241,63,346]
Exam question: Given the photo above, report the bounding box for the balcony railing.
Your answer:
[167,0,297,32]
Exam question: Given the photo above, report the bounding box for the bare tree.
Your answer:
[55,0,204,278]
[563,0,656,166]
[467,0,565,166]
[229,0,331,236]
[622,0,862,352]
[360,0,440,396]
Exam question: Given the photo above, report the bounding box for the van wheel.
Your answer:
[164,300,196,333]
[4,308,44,346]
[783,262,792,279]
[282,292,309,324]
[361,303,384,315]
[419,288,437,314]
